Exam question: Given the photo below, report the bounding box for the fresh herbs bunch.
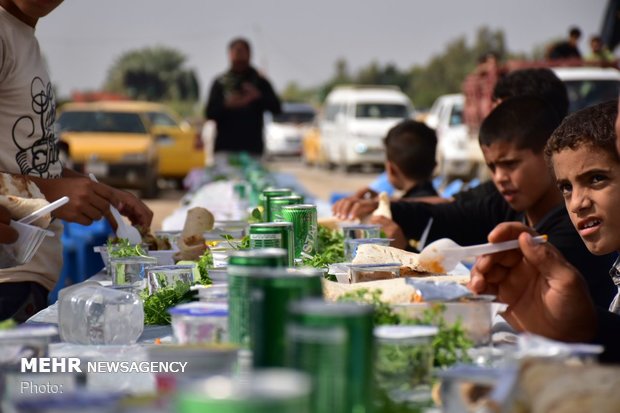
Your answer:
[141,281,194,325]
[338,288,472,368]
[302,225,345,270]
[107,239,147,258]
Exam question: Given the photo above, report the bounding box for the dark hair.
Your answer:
[569,26,582,38]
[479,95,562,153]
[228,37,251,53]
[545,99,619,163]
[384,120,437,181]
[492,68,569,119]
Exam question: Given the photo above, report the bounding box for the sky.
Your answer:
[36,0,610,103]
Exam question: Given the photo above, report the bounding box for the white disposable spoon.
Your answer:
[18,196,70,225]
[88,174,142,244]
[418,235,547,273]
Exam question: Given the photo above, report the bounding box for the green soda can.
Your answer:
[281,204,318,259]
[227,248,287,348]
[177,369,311,413]
[261,188,292,222]
[249,222,295,266]
[269,195,302,222]
[287,299,375,413]
[249,268,324,368]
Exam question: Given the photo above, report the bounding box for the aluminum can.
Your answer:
[227,248,287,347]
[249,268,323,368]
[268,195,302,222]
[281,204,318,259]
[261,188,293,222]
[249,222,294,266]
[287,299,375,413]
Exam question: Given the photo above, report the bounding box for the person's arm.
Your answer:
[258,77,281,115]
[205,79,225,121]
[332,187,378,219]
[0,205,17,244]
[30,168,153,228]
[593,308,620,363]
[469,221,598,343]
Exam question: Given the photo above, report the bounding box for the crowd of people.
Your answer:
[1,0,620,365]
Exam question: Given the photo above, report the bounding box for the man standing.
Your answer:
[205,38,281,156]
[547,26,582,60]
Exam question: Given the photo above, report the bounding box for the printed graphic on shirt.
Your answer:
[12,77,61,178]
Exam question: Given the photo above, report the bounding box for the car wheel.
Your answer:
[141,165,159,199]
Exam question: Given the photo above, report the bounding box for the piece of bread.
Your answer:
[323,278,418,303]
[352,244,431,273]
[0,173,50,228]
[372,191,392,219]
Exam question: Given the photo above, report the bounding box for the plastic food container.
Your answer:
[347,263,401,283]
[344,238,392,261]
[0,325,58,366]
[392,297,496,345]
[110,256,157,289]
[168,303,228,344]
[58,282,144,345]
[146,264,195,295]
[192,283,228,303]
[148,250,177,266]
[340,223,381,240]
[374,325,438,407]
[0,221,53,268]
[176,369,311,413]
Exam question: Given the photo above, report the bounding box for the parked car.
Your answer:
[551,66,620,113]
[320,86,413,171]
[425,94,473,179]
[264,102,316,157]
[57,101,205,195]
[301,119,326,166]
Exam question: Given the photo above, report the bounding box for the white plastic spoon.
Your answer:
[88,174,142,244]
[18,196,70,225]
[418,235,548,273]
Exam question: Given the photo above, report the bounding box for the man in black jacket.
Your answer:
[373,96,617,309]
[205,38,281,155]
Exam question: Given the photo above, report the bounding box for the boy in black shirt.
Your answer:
[372,96,617,308]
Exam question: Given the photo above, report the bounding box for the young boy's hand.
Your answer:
[110,187,153,229]
[368,215,407,250]
[0,205,18,244]
[469,221,597,342]
[332,187,377,219]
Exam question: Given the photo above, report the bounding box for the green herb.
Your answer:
[338,288,472,368]
[107,239,147,258]
[141,281,194,325]
[302,225,344,271]
[249,208,262,223]
[196,249,214,286]
[0,318,16,330]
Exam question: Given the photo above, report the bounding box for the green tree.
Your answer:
[104,46,200,102]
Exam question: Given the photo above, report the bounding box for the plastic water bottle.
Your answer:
[58,282,144,345]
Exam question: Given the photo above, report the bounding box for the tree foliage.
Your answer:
[284,26,515,109]
[104,46,200,102]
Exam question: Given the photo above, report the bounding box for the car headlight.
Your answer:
[354,143,368,154]
[122,153,148,162]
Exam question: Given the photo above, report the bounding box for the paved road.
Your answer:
[144,159,380,231]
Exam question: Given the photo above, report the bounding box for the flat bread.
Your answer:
[352,244,431,273]
[372,192,392,219]
[175,207,214,261]
[323,278,418,303]
[0,173,50,228]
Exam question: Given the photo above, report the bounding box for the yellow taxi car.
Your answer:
[56,101,205,197]
[301,121,326,166]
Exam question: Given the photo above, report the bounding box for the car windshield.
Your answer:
[57,111,147,134]
[273,111,315,124]
[146,111,179,127]
[564,80,620,113]
[355,103,408,119]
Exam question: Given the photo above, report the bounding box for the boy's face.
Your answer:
[552,145,620,255]
[482,141,552,212]
[228,43,250,73]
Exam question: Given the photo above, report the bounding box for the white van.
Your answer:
[320,86,413,170]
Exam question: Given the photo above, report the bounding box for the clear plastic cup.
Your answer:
[348,263,401,283]
[168,302,228,344]
[110,256,157,289]
[374,325,438,407]
[344,237,392,261]
[0,221,53,268]
[146,264,195,295]
[193,283,228,303]
[340,224,381,240]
